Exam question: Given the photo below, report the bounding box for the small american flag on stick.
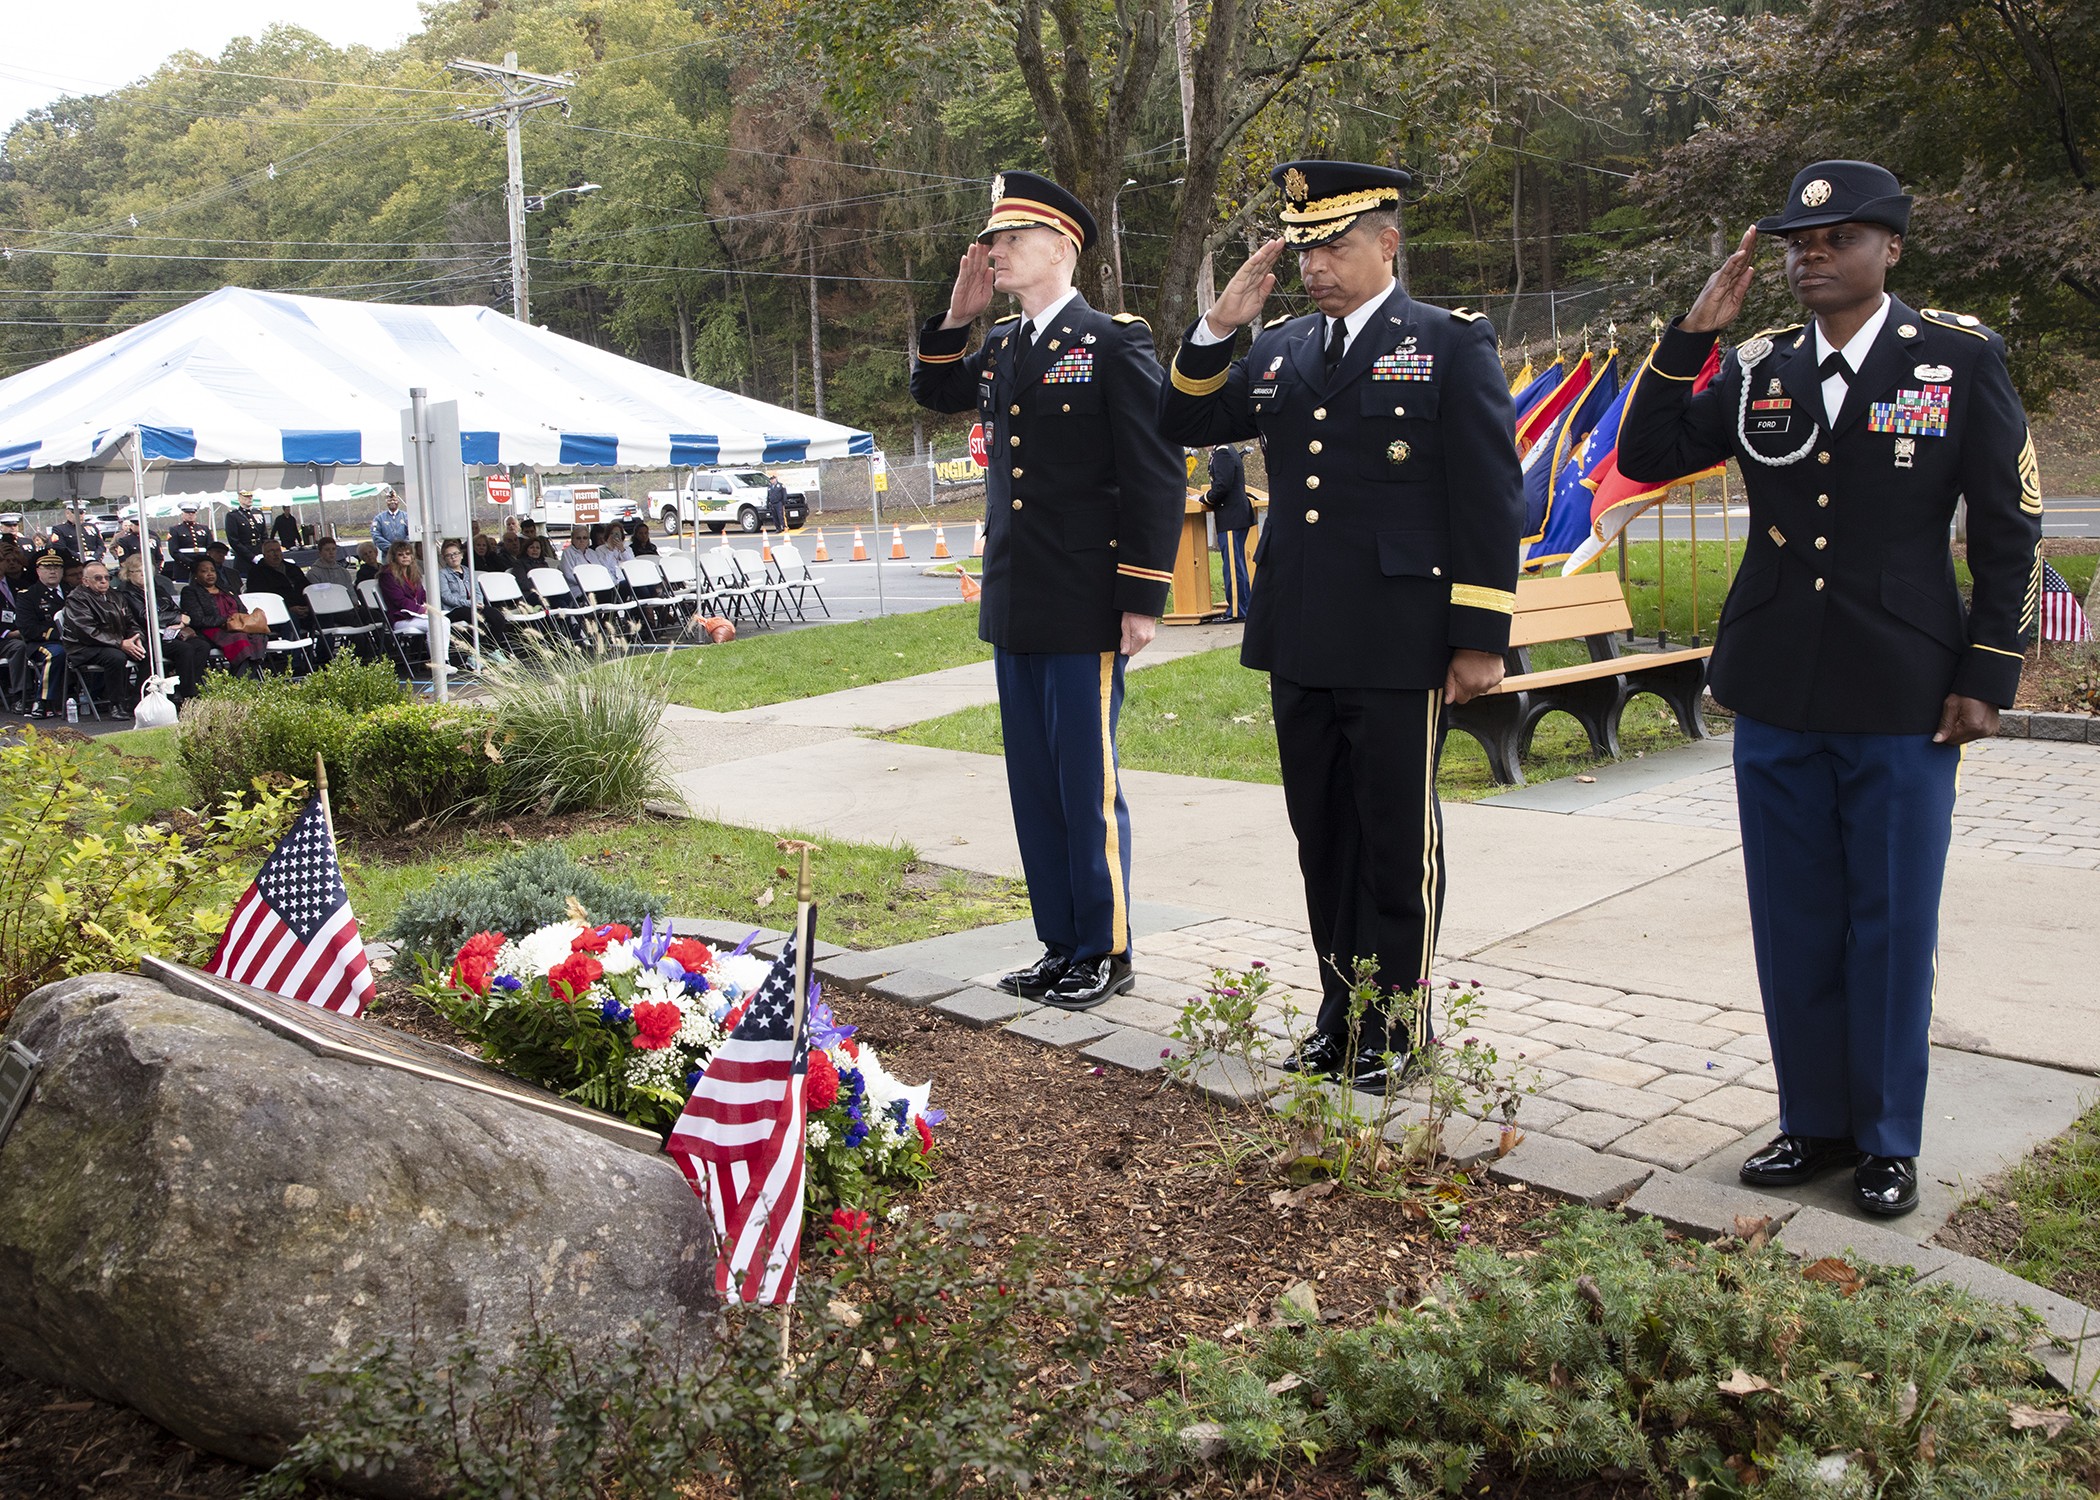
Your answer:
[2040,560,2094,643]
[665,918,811,1305]
[206,784,377,1018]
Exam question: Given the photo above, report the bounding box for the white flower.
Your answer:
[675,1009,722,1053]
[885,1204,909,1224]
[855,1044,934,1126]
[708,951,772,999]
[630,970,678,1008]
[512,921,586,977]
[596,940,640,977]
[806,1119,832,1149]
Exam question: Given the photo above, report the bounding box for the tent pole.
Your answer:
[409,388,450,703]
[129,429,178,727]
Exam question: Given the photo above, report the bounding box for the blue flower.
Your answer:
[886,1098,911,1130]
[685,1069,703,1091]
[731,929,760,957]
[632,914,673,969]
[491,974,523,992]
[600,996,633,1024]
[921,1106,947,1127]
[845,1121,869,1148]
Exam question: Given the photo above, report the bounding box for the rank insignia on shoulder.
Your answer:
[1264,312,1293,328]
[1448,307,1487,323]
[1921,308,1989,339]
[1111,312,1149,327]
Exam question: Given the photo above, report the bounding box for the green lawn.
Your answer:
[659,602,989,712]
[75,726,190,820]
[1959,1098,2100,1313]
[891,643,1719,801]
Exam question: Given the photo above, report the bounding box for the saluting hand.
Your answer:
[942,243,997,330]
[1204,238,1286,339]
[1682,226,1759,334]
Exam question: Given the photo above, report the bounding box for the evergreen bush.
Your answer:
[177,657,408,810]
[1110,1206,2100,1497]
[383,843,657,962]
[337,702,504,830]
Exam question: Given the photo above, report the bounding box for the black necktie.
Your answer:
[1019,320,1035,347]
[1818,351,1852,381]
[1324,317,1348,376]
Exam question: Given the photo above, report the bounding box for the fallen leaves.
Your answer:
[754,886,775,909]
[1269,1180,1336,1212]
[2008,1403,2074,1439]
[1732,1213,1775,1250]
[1800,1256,1866,1297]
[1716,1368,1777,1397]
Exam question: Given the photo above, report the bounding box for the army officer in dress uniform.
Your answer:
[910,171,1186,1011]
[1158,161,1524,1088]
[1618,161,2041,1218]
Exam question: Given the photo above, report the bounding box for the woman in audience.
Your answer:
[117,551,210,702]
[514,535,555,589]
[353,540,383,586]
[178,558,267,670]
[626,519,660,557]
[377,540,431,636]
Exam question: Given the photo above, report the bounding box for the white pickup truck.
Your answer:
[647,468,816,534]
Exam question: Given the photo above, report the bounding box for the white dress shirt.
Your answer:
[1018,287,1079,342]
[1191,278,1396,350]
[1812,293,1890,427]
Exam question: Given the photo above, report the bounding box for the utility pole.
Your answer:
[448,52,575,323]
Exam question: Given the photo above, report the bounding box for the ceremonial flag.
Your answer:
[666,923,811,1304]
[1563,342,1727,575]
[206,790,377,1017]
[2040,560,2094,642]
[1511,357,1566,434]
[1506,358,1535,399]
[1514,352,1592,454]
[1527,352,1630,572]
[1523,350,1619,553]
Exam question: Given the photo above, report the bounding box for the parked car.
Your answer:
[530,483,640,533]
[648,468,814,534]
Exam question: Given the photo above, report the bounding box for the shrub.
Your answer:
[1110,1206,2100,1497]
[292,654,406,717]
[178,657,406,809]
[0,728,301,1026]
[338,702,504,831]
[254,1214,1152,1499]
[482,637,672,816]
[383,844,656,962]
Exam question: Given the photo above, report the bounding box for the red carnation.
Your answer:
[547,952,604,1003]
[631,1000,683,1050]
[720,1000,748,1033]
[666,937,714,974]
[915,1116,935,1155]
[826,1208,876,1255]
[570,923,633,956]
[806,1049,840,1112]
[449,930,506,996]
[839,1036,860,1060]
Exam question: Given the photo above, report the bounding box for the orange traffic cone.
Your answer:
[958,570,982,602]
[811,527,831,562]
[972,520,986,558]
[890,525,907,559]
[851,527,868,561]
[760,530,774,564]
[932,525,951,559]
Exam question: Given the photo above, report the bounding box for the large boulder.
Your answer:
[0,973,715,1492]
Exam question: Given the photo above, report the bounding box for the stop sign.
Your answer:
[968,422,989,469]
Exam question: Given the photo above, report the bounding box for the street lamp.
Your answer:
[524,182,602,213]
[1109,178,1138,313]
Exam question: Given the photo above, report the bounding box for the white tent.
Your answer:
[0,285,873,500]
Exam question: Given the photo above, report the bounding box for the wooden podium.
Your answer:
[1161,487,1268,625]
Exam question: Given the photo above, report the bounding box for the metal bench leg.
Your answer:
[1445,693,1529,787]
[1519,675,1625,762]
[1620,659,1714,743]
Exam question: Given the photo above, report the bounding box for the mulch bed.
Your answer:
[0,983,1593,1499]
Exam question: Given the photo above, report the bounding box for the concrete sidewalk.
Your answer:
[656,640,2100,1242]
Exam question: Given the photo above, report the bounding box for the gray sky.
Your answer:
[1,0,430,133]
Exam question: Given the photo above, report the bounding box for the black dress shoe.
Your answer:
[1040,954,1134,1010]
[1854,1155,1919,1217]
[1279,1033,1347,1076]
[1345,1046,1422,1093]
[998,949,1070,998]
[1738,1133,1861,1186]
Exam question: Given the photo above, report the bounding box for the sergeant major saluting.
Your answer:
[1617,160,2042,1218]
[910,171,1185,1010]
[1157,160,1523,1089]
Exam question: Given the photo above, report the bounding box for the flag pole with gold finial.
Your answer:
[314,753,338,842]
[775,836,820,1367]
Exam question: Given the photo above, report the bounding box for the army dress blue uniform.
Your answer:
[1157,161,1523,1056]
[1204,443,1255,620]
[1618,164,2041,1175]
[910,176,1185,987]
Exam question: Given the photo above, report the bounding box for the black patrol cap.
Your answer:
[979,171,1098,253]
[1757,160,1911,236]
[1271,160,1413,247]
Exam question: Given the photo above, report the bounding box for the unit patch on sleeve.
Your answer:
[1867,385,1951,437]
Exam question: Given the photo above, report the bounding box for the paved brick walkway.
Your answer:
[1570,737,2100,867]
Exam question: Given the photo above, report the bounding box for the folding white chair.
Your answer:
[306,582,381,663]
[698,546,767,628]
[528,566,600,645]
[358,578,428,677]
[239,590,319,676]
[620,556,680,637]
[476,569,547,641]
[712,544,788,625]
[654,550,703,613]
[573,561,645,644]
[770,541,830,620]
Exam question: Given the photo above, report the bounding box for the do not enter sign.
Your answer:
[968,422,989,469]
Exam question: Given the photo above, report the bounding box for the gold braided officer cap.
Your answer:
[978,169,1098,253]
[1271,159,1413,246]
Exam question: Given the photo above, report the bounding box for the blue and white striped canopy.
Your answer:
[0,286,874,474]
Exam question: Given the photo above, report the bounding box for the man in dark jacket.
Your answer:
[225,492,271,566]
[61,560,145,714]
[911,169,1187,1010]
[763,475,788,533]
[1616,160,2040,1218]
[8,550,70,718]
[1203,443,1256,621]
[245,539,312,621]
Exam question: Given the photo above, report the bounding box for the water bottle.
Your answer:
[65,697,79,724]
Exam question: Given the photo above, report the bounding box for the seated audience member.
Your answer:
[626,519,660,557]
[558,529,590,590]
[245,539,312,619]
[500,515,524,561]
[470,525,507,574]
[203,540,242,590]
[306,536,357,594]
[60,560,146,715]
[377,540,432,636]
[115,551,210,703]
[5,549,68,718]
[437,538,492,643]
[179,558,266,670]
[583,522,633,571]
[353,541,383,586]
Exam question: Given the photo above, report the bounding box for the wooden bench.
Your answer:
[1446,572,1714,787]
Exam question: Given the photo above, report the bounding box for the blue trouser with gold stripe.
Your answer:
[994,649,1133,965]
[1734,715,1960,1158]
[1218,528,1251,621]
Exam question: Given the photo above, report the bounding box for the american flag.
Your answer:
[2040,560,2094,643]
[206,791,377,1017]
[665,923,810,1304]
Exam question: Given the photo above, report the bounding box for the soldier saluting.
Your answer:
[1617,160,2042,1218]
[1157,160,1523,1090]
[909,171,1185,1010]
